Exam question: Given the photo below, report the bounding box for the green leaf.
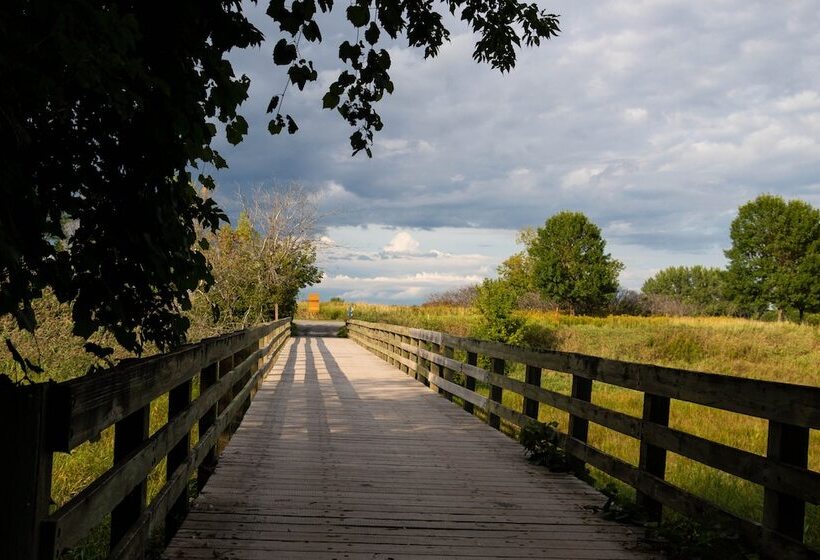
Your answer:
[346,5,370,27]
[364,22,380,45]
[268,117,285,135]
[322,92,340,109]
[273,39,298,65]
[266,95,280,113]
[225,116,248,145]
[286,115,299,134]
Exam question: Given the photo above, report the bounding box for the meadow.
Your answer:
[300,300,820,547]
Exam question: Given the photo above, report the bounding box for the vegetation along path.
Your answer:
[164,335,659,559]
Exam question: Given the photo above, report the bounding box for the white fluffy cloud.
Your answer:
[383,231,420,253]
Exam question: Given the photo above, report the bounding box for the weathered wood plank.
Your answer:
[166,336,658,560]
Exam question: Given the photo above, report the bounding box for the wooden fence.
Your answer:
[348,319,820,560]
[0,318,291,560]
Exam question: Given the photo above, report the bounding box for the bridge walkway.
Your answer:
[164,336,659,559]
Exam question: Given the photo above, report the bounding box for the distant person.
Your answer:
[347,305,354,319]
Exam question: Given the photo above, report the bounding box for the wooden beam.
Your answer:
[636,393,670,522]
[763,421,809,542]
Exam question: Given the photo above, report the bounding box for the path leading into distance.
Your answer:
[165,335,660,559]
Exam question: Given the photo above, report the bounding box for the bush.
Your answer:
[472,279,526,345]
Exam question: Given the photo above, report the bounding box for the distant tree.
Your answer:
[1,1,560,366]
[725,195,820,322]
[642,266,731,315]
[528,212,623,315]
[423,285,479,307]
[191,187,323,332]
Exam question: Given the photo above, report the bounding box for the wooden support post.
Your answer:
[0,383,56,560]
[166,379,192,543]
[111,404,150,548]
[216,354,234,454]
[464,352,477,414]
[637,393,670,522]
[763,421,809,541]
[274,303,279,321]
[414,338,422,383]
[399,334,409,373]
[198,362,219,492]
[523,365,541,420]
[440,345,454,401]
[431,342,444,396]
[489,357,504,430]
[567,374,593,474]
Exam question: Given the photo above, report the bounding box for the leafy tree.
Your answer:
[642,266,732,315]
[191,187,323,333]
[1,1,560,362]
[528,212,623,315]
[725,195,820,321]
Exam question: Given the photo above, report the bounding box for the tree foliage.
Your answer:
[191,187,323,334]
[642,266,733,316]
[724,194,820,321]
[473,278,526,345]
[0,1,560,360]
[528,212,623,314]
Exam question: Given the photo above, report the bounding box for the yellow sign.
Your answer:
[307,293,320,314]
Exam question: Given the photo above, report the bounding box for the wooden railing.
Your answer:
[0,318,291,560]
[348,319,820,560]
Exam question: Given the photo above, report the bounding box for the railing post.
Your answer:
[637,393,670,522]
[198,362,219,492]
[523,365,541,420]
[763,421,809,541]
[489,357,504,429]
[111,404,150,548]
[567,374,593,473]
[430,341,444,395]
[441,345,454,401]
[464,352,477,414]
[166,378,192,543]
[216,354,234,454]
[0,383,56,560]
[414,337,422,382]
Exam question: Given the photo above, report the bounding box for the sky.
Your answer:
[209,0,820,304]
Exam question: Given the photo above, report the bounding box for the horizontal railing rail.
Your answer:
[0,318,292,560]
[348,319,820,560]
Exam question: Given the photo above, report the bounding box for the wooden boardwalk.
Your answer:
[165,336,659,559]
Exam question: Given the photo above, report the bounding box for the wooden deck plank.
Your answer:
[165,337,660,559]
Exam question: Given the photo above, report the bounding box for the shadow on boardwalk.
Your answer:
[165,337,661,559]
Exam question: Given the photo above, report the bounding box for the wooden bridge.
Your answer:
[1,319,819,559]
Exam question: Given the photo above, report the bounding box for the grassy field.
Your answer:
[300,300,820,546]
[2,298,816,554]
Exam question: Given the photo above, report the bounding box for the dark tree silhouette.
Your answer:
[0,1,560,358]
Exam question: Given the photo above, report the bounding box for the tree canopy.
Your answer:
[0,1,560,360]
[724,194,820,321]
[528,212,622,314]
[641,265,731,316]
[192,187,322,333]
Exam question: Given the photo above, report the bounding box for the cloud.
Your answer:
[383,231,420,253]
[209,1,820,302]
